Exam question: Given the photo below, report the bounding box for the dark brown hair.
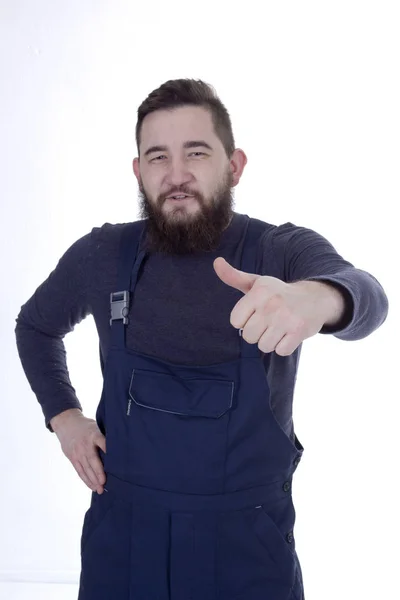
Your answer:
[135,78,236,159]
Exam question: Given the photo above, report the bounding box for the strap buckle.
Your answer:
[110,290,129,326]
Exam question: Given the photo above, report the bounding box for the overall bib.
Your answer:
[78,216,305,600]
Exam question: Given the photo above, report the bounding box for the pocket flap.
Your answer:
[129,369,234,418]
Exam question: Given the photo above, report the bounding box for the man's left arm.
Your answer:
[269,222,389,340]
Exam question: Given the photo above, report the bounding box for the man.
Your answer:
[15,78,389,600]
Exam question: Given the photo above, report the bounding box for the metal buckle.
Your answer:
[110,290,129,326]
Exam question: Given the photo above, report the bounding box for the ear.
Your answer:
[133,157,140,181]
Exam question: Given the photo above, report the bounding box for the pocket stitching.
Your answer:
[129,369,234,418]
[242,507,295,581]
[81,494,115,555]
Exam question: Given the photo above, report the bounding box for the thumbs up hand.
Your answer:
[213,257,344,356]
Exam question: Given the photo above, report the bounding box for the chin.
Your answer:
[164,206,199,217]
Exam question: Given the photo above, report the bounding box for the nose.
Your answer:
[165,159,193,191]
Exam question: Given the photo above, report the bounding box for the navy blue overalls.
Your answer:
[77,216,305,600]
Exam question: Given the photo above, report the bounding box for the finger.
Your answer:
[87,449,107,486]
[81,454,104,492]
[271,317,307,356]
[230,285,269,329]
[214,257,259,294]
[230,294,256,330]
[74,459,98,492]
[239,310,271,344]
[274,332,303,356]
[257,325,289,354]
[95,435,107,455]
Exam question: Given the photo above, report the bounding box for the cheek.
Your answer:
[139,173,159,195]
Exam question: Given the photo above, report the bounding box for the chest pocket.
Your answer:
[126,368,235,494]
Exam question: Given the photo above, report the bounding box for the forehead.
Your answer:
[140,106,218,148]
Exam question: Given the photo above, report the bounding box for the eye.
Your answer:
[151,152,205,162]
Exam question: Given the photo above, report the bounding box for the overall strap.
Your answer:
[109,220,147,350]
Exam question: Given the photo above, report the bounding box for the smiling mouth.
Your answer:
[167,195,195,201]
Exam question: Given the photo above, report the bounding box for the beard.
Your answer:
[137,168,235,255]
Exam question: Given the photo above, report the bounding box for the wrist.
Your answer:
[50,408,83,433]
[291,279,346,327]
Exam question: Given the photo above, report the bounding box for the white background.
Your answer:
[1,1,398,598]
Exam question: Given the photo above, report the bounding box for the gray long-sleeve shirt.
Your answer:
[14,211,389,437]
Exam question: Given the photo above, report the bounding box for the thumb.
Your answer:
[96,433,107,454]
[213,257,260,294]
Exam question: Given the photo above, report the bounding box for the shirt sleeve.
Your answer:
[263,221,389,340]
[14,227,99,432]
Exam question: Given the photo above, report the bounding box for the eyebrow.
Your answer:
[143,140,214,157]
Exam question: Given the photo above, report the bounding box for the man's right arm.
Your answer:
[14,229,98,432]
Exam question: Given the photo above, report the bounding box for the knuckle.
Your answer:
[254,285,267,299]
[267,293,284,308]
[293,319,306,332]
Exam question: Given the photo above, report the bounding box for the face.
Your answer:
[132,106,247,254]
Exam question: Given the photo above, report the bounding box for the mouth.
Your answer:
[166,194,194,201]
